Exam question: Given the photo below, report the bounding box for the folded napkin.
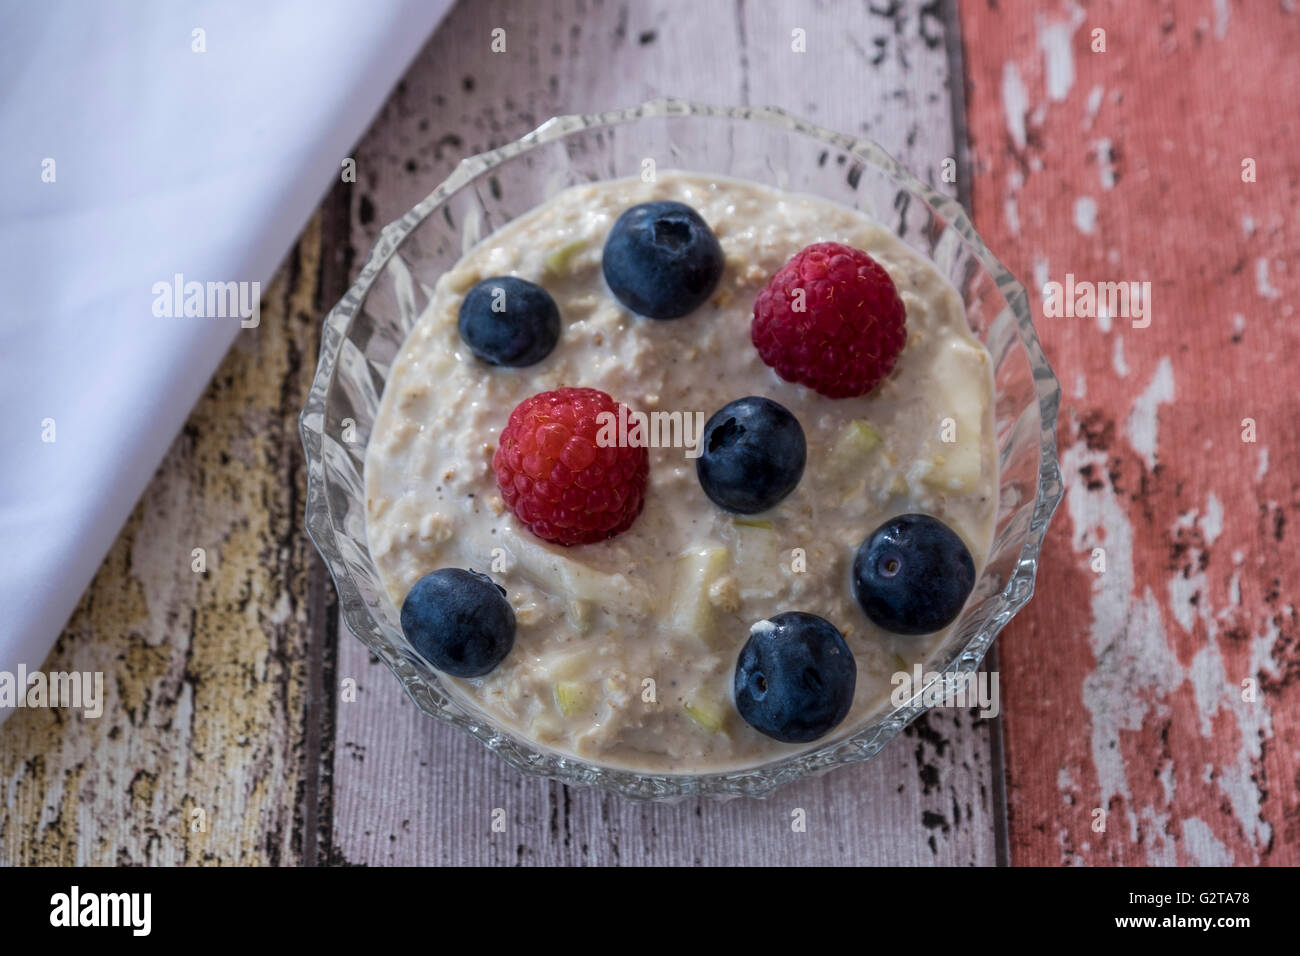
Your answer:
[0,0,452,724]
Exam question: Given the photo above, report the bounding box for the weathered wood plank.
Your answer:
[958,0,1300,864]
[330,678,998,865]
[330,0,1001,865]
[0,212,335,865]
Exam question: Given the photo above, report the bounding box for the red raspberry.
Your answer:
[492,387,650,546]
[751,242,907,398]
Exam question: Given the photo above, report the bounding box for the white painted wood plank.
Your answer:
[331,666,996,864]
[331,0,997,865]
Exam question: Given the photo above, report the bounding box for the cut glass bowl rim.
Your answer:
[300,97,1064,800]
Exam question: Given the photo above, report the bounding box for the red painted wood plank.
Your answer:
[958,0,1299,864]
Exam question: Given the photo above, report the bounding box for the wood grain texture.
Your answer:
[0,211,336,865]
[958,0,1300,864]
[329,0,1002,865]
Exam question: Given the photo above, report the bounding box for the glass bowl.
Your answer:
[300,98,1063,800]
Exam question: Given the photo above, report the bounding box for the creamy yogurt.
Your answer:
[364,171,997,773]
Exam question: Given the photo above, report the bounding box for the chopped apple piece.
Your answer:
[731,520,786,599]
[827,419,883,487]
[543,239,588,278]
[837,419,882,456]
[683,697,728,734]
[554,681,595,717]
[509,535,651,613]
[545,646,597,683]
[667,547,731,647]
[921,339,988,493]
[567,599,595,635]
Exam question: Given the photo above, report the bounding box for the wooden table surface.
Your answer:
[2,0,1295,866]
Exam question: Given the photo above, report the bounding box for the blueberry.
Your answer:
[400,568,516,677]
[602,201,724,319]
[734,612,857,743]
[696,396,806,514]
[458,276,561,367]
[852,514,976,636]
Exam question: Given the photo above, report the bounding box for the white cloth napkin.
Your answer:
[0,0,453,724]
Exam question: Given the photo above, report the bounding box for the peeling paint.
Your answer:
[1183,817,1234,864]
[1256,258,1281,299]
[1201,493,1224,545]
[1074,195,1097,234]
[1037,8,1084,101]
[1001,61,1028,150]
[962,0,1299,866]
[1125,357,1175,470]
[1213,0,1230,40]
[1112,335,1128,377]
